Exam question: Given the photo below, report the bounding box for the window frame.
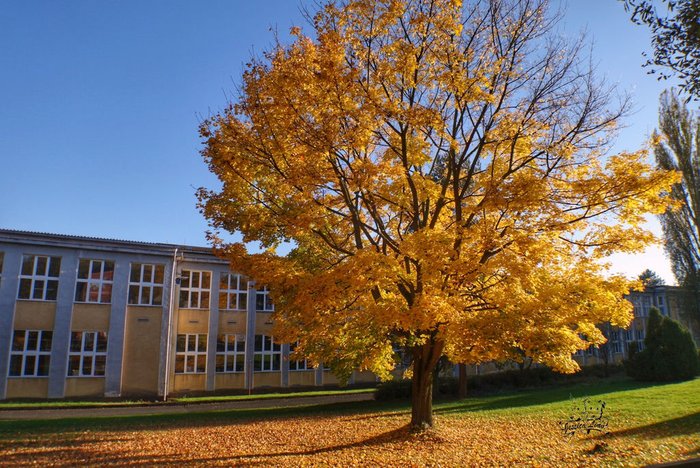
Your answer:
[128,263,165,306]
[175,334,207,374]
[67,331,108,377]
[215,334,245,373]
[18,254,61,301]
[253,334,281,372]
[178,270,212,309]
[255,286,274,312]
[9,330,53,377]
[219,273,248,311]
[289,341,310,371]
[75,258,114,304]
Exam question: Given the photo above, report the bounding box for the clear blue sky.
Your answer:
[0,1,684,283]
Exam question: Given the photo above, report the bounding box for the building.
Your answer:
[0,229,375,400]
[573,285,700,367]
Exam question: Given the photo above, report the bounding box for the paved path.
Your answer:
[0,392,375,420]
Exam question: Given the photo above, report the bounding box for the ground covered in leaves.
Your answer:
[1,379,698,466]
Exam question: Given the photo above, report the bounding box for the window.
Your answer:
[179,270,211,309]
[289,342,310,371]
[18,255,61,301]
[128,263,164,306]
[75,259,114,303]
[625,329,635,342]
[254,335,281,371]
[255,286,274,312]
[657,296,664,306]
[219,273,248,311]
[0,251,4,288]
[216,334,245,373]
[611,341,622,354]
[175,334,207,373]
[68,331,107,377]
[9,330,52,377]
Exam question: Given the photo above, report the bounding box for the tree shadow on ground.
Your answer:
[433,379,660,415]
[0,425,422,466]
[597,412,700,440]
[0,400,385,439]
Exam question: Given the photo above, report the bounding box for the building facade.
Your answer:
[0,230,374,400]
[572,285,700,367]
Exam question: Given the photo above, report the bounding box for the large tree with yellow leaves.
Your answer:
[199,0,675,429]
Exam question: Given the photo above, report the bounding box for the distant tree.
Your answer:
[625,307,699,380]
[621,0,700,100]
[654,90,700,322]
[638,269,666,287]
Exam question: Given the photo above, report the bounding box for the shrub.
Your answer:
[625,308,700,381]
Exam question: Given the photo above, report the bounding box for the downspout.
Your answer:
[163,247,178,401]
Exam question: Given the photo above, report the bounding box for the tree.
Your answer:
[655,90,700,323]
[199,0,675,430]
[638,268,666,287]
[622,0,700,100]
[625,307,699,380]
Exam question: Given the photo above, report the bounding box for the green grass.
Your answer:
[434,377,700,423]
[0,387,375,410]
[0,377,697,440]
[173,387,375,403]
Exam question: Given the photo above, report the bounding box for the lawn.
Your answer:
[0,378,697,467]
[0,387,375,410]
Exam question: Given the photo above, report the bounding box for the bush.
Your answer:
[625,308,700,381]
[375,364,624,400]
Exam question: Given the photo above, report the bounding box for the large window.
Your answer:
[18,255,61,301]
[179,270,211,309]
[128,263,164,306]
[75,259,114,303]
[289,342,310,371]
[216,334,245,373]
[219,273,248,311]
[255,286,274,312]
[68,331,107,377]
[175,334,207,373]
[254,335,281,371]
[9,330,52,377]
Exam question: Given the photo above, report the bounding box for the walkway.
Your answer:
[0,392,375,420]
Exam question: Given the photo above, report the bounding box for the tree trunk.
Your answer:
[458,363,467,399]
[410,339,444,431]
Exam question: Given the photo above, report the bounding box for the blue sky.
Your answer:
[0,1,684,283]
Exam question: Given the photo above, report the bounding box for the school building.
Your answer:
[0,229,375,400]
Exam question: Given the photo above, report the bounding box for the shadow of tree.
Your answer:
[0,425,421,466]
[433,379,660,415]
[598,412,700,440]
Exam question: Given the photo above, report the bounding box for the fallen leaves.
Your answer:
[0,408,696,467]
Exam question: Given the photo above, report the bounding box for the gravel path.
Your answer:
[0,392,375,420]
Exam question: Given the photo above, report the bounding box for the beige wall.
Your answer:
[215,373,245,390]
[72,303,110,331]
[65,378,105,397]
[252,372,281,388]
[218,311,247,334]
[6,378,48,399]
[14,301,55,330]
[255,313,274,335]
[289,371,315,387]
[177,309,209,334]
[354,370,376,383]
[323,371,340,386]
[122,307,162,396]
[172,374,206,393]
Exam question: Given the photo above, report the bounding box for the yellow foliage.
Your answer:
[199,0,676,390]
